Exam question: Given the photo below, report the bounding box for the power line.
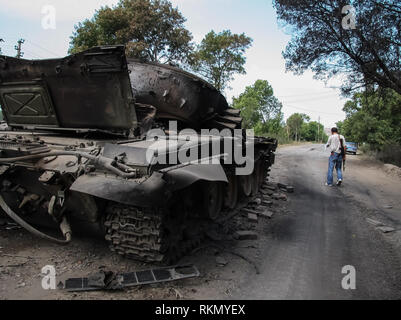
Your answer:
[24,39,63,57]
[276,91,340,99]
[23,49,45,60]
[284,104,345,116]
[1,41,47,59]
[282,93,346,104]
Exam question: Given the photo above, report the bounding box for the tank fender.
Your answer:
[70,172,169,208]
[70,164,228,207]
[164,164,228,192]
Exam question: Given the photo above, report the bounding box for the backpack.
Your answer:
[339,135,346,159]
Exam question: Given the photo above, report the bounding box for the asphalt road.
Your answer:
[232,144,401,300]
[1,143,400,300]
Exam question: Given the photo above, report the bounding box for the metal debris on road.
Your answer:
[247,213,258,223]
[216,256,228,267]
[366,218,384,227]
[261,189,274,196]
[286,186,295,193]
[242,208,260,216]
[260,210,274,219]
[61,265,200,292]
[249,198,262,206]
[234,231,258,241]
[277,183,294,193]
[273,193,288,201]
[278,183,287,189]
[376,226,396,234]
[262,185,277,192]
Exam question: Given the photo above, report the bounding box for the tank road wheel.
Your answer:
[240,175,252,197]
[224,174,239,210]
[202,182,224,221]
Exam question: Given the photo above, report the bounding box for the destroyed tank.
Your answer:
[0,46,277,264]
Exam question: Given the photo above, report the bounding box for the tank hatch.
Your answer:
[0,46,136,133]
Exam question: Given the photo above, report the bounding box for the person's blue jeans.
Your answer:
[327,153,343,185]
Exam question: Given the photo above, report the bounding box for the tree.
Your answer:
[336,120,344,134]
[0,39,4,55]
[340,88,401,147]
[69,0,193,64]
[189,30,252,91]
[232,80,283,134]
[286,113,310,141]
[273,0,401,95]
[301,121,327,142]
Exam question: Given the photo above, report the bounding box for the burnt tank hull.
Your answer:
[0,46,277,264]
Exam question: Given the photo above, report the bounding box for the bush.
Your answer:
[360,144,401,167]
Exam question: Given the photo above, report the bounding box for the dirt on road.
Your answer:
[1,144,401,300]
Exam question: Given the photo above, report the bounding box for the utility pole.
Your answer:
[15,39,25,59]
[317,116,321,143]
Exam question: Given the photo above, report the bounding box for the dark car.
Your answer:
[346,142,358,155]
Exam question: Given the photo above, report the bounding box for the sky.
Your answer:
[0,0,347,128]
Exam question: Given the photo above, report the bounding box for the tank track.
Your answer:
[104,205,203,264]
[104,149,277,265]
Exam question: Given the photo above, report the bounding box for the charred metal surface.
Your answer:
[63,265,200,292]
[0,46,136,132]
[70,164,228,207]
[0,46,277,264]
[165,164,228,192]
[70,173,169,208]
[128,60,242,130]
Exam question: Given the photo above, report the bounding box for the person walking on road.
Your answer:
[326,128,346,187]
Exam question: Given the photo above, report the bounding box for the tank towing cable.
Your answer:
[0,151,137,179]
[0,194,72,244]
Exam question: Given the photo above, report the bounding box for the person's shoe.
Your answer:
[336,179,343,186]
[325,183,333,187]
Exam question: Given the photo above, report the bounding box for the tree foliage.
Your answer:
[273,0,401,95]
[339,89,401,147]
[69,0,193,64]
[232,81,327,143]
[189,30,252,91]
[0,38,4,55]
[286,113,310,141]
[301,121,328,142]
[232,80,283,135]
